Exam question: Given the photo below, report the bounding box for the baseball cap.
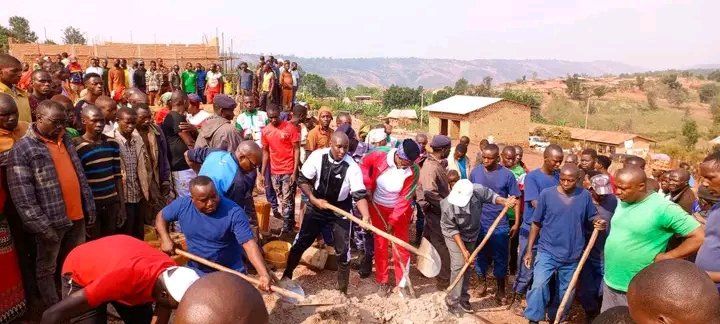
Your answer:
[162,266,200,302]
[590,174,613,195]
[448,179,474,207]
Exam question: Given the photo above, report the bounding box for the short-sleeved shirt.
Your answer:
[62,235,176,307]
[604,192,701,292]
[160,111,190,172]
[532,187,597,262]
[262,72,274,92]
[301,148,365,202]
[206,71,222,88]
[696,202,720,291]
[261,121,300,175]
[507,164,526,219]
[522,169,559,227]
[305,126,333,153]
[162,196,254,275]
[186,148,256,206]
[470,165,521,230]
[73,135,122,204]
[181,70,197,93]
[238,70,253,90]
[235,110,269,145]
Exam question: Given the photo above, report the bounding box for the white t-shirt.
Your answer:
[301,148,365,202]
[85,66,104,76]
[206,71,223,88]
[187,110,211,127]
[373,148,412,208]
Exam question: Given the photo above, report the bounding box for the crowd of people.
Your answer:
[1,50,720,324]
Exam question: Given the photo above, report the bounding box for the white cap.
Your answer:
[448,179,474,207]
[161,266,199,302]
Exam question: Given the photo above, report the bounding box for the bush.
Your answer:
[699,83,720,104]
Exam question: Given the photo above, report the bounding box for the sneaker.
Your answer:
[399,286,416,299]
[458,300,473,313]
[377,283,393,297]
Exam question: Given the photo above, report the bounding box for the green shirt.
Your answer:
[181,70,197,93]
[604,192,700,292]
[65,127,80,138]
[506,164,526,219]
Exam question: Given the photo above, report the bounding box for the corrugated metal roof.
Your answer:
[386,109,417,119]
[569,128,656,145]
[422,95,503,115]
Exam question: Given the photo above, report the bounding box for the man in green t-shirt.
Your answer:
[602,167,704,312]
[181,62,197,95]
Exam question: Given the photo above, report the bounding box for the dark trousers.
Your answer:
[263,166,278,211]
[283,208,351,279]
[36,220,85,306]
[87,202,120,240]
[123,202,143,240]
[578,258,604,318]
[513,224,536,294]
[62,275,153,324]
[508,223,520,275]
[414,201,425,239]
[291,86,298,104]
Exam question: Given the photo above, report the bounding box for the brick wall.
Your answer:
[9,42,220,67]
[466,100,530,146]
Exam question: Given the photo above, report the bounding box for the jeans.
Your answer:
[475,226,510,279]
[123,202,144,240]
[446,238,475,304]
[263,166,278,211]
[271,174,296,231]
[36,220,86,306]
[524,252,578,322]
[578,258,604,318]
[513,224,536,294]
[600,282,628,312]
[87,202,120,240]
[62,275,153,324]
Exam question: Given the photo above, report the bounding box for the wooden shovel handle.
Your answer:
[553,228,599,324]
[175,249,305,301]
[445,205,509,293]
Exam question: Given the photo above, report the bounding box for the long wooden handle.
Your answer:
[445,205,509,293]
[175,249,305,301]
[324,204,427,258]
[553,228,600,324]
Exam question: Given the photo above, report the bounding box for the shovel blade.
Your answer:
[276,278,305,304]
[416,237,441,278]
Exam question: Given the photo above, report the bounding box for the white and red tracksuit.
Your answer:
[361,147,419,286]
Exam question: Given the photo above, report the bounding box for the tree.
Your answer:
[593,85,610,98]
[482,76,493,90]
[432,89,453,103]
[43,39,57,45]
[497,89,543,120]
[636,75,646,91]
[383,85,421,108]
[699,83,720,104]
[302,73,331,97]
[681,118,700,150]
[565,74,586,100]
[62,26,86,45]
[646,91,659,111]
[709,70,720,82]
[7,16,37,43]
[454,78,469,95]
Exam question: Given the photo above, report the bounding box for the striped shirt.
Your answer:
[73,135,122,204]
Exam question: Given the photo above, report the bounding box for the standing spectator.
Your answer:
[126,61,137,88]
[602,167,703,311]
[580,148,598,173]
[470,144,521,304]
[28,70,54,120]
[186,94,210,128]
[596,155,615,190]
[668,168,697,213]
[100,59,110,95]
[132,61,147,93]
[305,107,333,156]
[205,64,223,104]
[84,58,103,77]
[108,59,126,101]
[236,62,254,97]
[73,105,125,239]
[8,100,95,307]
[261,104,300,236]
[146,61,162,105]
[280,61,294,110]
[501,146,525,275]
[169,65,182,92]
[259,64,275,110]
[195,94,243,153]
[51,95,82,137]
[523,164,603,323]
[0,54,32,123]
[291,62,300,103]
[181,62,197,95]
[680,162,697,188]
[95,95,117,136]
[60,53,70,67]
[161,91,196,198]
[696,152,720,290]
[135,104,172,224]
[447,143,470,180]
[416,135,453,290]
[73,73,104,129]
[195,63,207,103]
[235,95,269,145]
[412,133,428,245]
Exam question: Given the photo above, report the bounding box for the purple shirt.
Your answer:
[696,202,720,291]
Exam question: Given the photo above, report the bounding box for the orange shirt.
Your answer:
[0,121,29,152]
[109,67,126,91]
[37,131,84,221]
[305,125,333,152]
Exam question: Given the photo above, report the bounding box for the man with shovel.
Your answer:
[281,131,372,294]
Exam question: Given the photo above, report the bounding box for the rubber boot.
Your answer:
[476,275,487,297]
[358,253,373,279]
[495,277,507,305]
[337,263,350,294]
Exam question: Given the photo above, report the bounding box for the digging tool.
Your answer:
[175,249,306,304]
[445,205,510,294]
[553,228,599,324]
[371,202,416,297]
[324,204,441,278]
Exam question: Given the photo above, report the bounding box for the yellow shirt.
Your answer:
[262,72,274,92]
[0,82,32,123]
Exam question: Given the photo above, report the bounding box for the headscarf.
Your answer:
[317,106,333,119]
[160,92,173,106]
[396,139,421,162]
[366,128,386,145]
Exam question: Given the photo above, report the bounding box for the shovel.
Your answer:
[324,204,441,278]
[553,228,599,324]
[175,249,306,304]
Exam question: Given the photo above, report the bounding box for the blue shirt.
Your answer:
[532,187,597,263]
[162,196,254,275]
[470,165,521,230]
[186,148,257,207]
[457,157,468,179]
[589,195,617,262]
[696,203,720,291]
[196,70,207,89]
[522,168,560,227]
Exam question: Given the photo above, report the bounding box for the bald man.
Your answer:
[523,164,604,323]
[0,54,32,123]
[602,167,704,311]
[624,155,661,193]
[73,105,126,239]
[175,272,268,324]
[627,259,720,323]
[282,132,372,294]
[185,140,262,222]
[122,87,148,106]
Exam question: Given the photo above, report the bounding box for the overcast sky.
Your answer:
[2,0,716,70]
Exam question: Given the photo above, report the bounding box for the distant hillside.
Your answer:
[233,54,644,88]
